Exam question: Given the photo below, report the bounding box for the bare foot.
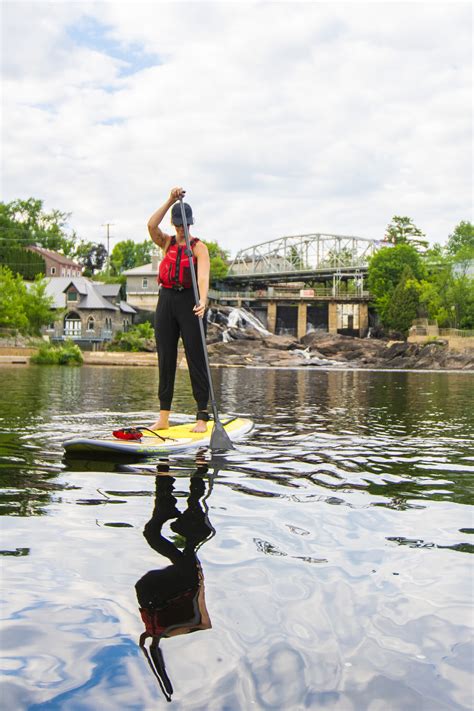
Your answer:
[191,420,208,433]
[150,420,169,430]
[150,411,170,430]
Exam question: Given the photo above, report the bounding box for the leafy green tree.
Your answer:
[203,240,229,283]
[0,243,46,279]
[110,240,153,275]
[417,260,474,329]
[134,241,153,268]
[0,266,29,331]
[23,276,55,335]
[385,216,428,251]
[368,244,424,322]
[288,245,306,269]
[0,199,75,255]
[111,240,138,273]
[450,274,474,328]
[322,247,356,268]
[385,266,420,336]
[0,266,56,335]
[447,221,474,257]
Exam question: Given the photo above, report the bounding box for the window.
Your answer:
[67,291,78,301]
[50,266,56,275]
[61,268,65,276]
[64,312,82,337]
[142,278,148,289]
[87,316,95,332]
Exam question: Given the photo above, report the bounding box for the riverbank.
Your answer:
[0,334,474,371]
[1,331,473,370]
[205,322,474,370]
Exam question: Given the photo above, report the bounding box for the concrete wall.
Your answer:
[408,334,474,352]
[250,298,368,337]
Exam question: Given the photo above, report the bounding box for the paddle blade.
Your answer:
[210,420,235,451]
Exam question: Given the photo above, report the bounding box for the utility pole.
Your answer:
[102,223,115,274]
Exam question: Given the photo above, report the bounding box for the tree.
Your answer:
[0,266,55,334]
[288,245,305,270]
[368,244,424,322]
[385,266,420,336]
[203,241,229,283]
[0,266,29,331]
[134,241,153,268]
[0,243,46,279]
[110,239,153,275]
[23,276,55,335]
[0,198,75,255]
[384,216,428,251]
[447,221,474,257]
[322,247,356,268]
[417,258,474,329]
[74,242,108,275]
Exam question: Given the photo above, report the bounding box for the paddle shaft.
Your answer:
[178,198,220,423]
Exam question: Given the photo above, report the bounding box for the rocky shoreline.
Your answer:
[1,305,473,370]
[205,313,474,371]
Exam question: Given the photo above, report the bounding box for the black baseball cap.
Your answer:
[171,202,194,225]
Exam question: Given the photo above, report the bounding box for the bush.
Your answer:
[107,321,155,352]
[31,339,83,366]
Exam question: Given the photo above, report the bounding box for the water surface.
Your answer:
[1,365,473,710]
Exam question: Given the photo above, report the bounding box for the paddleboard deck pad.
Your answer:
[63,416,253,458]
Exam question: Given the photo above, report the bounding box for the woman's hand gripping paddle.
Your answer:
[179,198,234,451]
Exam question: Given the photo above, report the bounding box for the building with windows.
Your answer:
[26,245,84,278]
[42,277,137,348]
[123,253,160,312]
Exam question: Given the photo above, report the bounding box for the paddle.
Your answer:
[178,197,234,451]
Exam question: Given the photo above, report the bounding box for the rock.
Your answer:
[261,334,302,350]
[205,304,473,371]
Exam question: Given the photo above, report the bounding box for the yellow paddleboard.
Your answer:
[63,416,253,458]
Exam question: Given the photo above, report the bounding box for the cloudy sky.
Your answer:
[2,1,472,255]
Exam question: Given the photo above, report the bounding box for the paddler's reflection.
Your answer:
[135,458,214,702]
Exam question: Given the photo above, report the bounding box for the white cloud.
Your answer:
[1,1,472,254]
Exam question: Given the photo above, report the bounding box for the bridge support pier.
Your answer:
[267,301,277,333]
[328,303,337,334]
[359,303,369,337]
[297,303,307,340]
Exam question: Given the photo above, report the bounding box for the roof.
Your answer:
[27,245,83,269]
[119,300,137,314]
[122,262,158,276]
[43,277,118,311]
[95,283,121,297]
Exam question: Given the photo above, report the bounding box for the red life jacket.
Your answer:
[158,237,199,289]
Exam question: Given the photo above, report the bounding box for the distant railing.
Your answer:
[51,329,114,341]
[209,288,370,301]
[439,328,474,338]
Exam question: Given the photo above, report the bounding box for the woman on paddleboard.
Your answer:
[147,187,210,433]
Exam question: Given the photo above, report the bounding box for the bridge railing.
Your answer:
[209,288,370,301]
[227,232,384,278]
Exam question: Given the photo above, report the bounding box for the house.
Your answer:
[123,253,160,312]
[27,245,84,278]
[42,277,137,347]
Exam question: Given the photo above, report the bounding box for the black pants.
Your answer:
[154,288,209,412]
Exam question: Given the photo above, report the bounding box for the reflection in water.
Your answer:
[135,457,215,702]
[1,367,473,709]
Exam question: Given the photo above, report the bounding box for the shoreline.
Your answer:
[0,355,472,373]
[0,335,472,371]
